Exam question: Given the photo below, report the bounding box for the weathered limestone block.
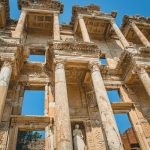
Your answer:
[84,121,95,150]
[55,61,73,150]
[141,123,150,138]
[91,120,106,150]
[0,122,9,150]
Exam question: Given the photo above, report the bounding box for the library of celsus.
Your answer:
[0,0,150,150]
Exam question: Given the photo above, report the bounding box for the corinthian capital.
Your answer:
[88,61,100,72]
[2,61,12,69]
[54,59,65,70]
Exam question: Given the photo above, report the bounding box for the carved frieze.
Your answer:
[18,0,64,13]
[49,41,100,57]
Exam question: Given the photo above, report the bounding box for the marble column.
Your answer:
[45,84,49,116]
[137,67,150,98]
[110,20,130,48]
[78,16,90,42]
[0,62,12,122]
[55,60,73,150]
[131,22,150,47]
[89,62,124,150]
[12,10,27,38]
[53,13,60,41]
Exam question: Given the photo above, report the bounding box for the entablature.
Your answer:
[71,4,117,25]
[11,115,53,130]
[121,15,150,45]
[18,0,64,13]
[49,40,100,58]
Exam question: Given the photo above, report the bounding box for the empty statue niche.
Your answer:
[71,121,87,150]
[27,48,46,63]
[114,113,141,150]
[107,89,122,103]
[66,68,88,117]
[16,129,45,150]
[21,84,45,116]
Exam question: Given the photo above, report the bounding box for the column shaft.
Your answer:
[78,16,90,42]
[12,10,27,38]
[137,68,150,97]
[53,13,60,40]
[89,62,124,150]
[55,62,73,150]
[110,20,130,48]
[0,62,12,122]
[131,22,150,47]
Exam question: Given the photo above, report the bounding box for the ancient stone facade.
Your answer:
[0,0,150,150]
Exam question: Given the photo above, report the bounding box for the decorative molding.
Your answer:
[18,0,64,13]
[49,41,100,52]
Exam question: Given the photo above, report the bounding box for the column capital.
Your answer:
[136,65,148,74]
[54,59,65,70]
[78,14,83,20]
[2,61,13,69]
[88,61,100,72]
[109,19,116,24]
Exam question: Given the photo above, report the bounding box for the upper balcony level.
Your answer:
[71,5,117,41]
[121,15,150,49]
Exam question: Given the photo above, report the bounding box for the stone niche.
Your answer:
[67,83,88,118]
[71,121,87,150]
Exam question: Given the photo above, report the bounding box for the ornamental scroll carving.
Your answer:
[19,0,64,13]
[49,42,99,52]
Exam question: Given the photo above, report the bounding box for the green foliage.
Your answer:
[16,131,43,150]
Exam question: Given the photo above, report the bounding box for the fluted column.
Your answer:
[12,10,27,38]
[110,20,130,48]
[0,62,12,122]
[78,16,90,42]
[130,22,150,47]
[137,67,150,97]
[55,60,73,150]
[53,13,60,40]
[89,62,124,150]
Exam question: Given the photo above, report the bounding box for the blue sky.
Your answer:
[10,0,147,134]
[10,0,150,26]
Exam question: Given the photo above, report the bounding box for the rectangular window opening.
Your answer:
[100,56,107,65]
[16,130,45,150]
[107,89,121,103]
[28,54,45,62]
[114,113,140,150]
[22,89,45,116]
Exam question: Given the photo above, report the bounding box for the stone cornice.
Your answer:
[18,0,64,13]
[71,4,117,25]
[48,41,100,52]
[0,38,19,47]
[121,15,150,29]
